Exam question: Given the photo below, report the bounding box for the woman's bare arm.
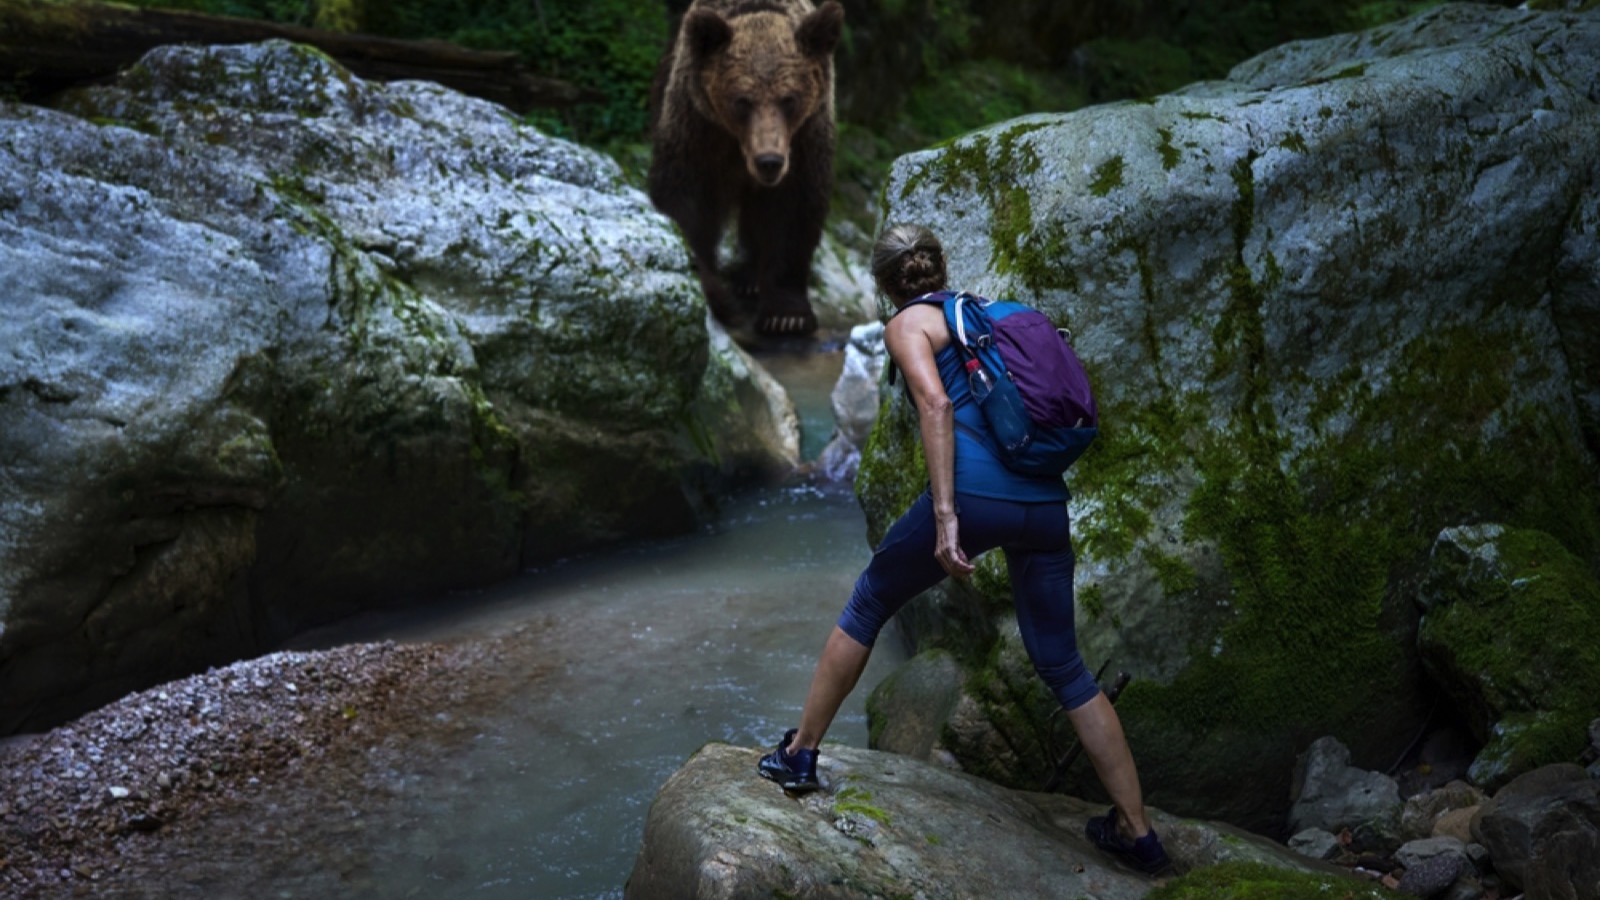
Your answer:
[885,305,973,578]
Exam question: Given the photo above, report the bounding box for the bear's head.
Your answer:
[684,1,844,187]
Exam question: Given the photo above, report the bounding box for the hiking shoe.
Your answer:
[1086,806,1173,875]
[758,728,819,794]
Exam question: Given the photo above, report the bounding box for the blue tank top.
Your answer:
[935,344,1070,502]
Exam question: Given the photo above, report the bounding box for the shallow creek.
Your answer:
[180,343,905,898]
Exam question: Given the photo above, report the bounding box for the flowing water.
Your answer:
[152,343,905,898]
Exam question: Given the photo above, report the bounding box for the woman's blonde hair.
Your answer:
[870,223,947,305]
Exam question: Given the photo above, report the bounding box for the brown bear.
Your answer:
[648,0,844,336]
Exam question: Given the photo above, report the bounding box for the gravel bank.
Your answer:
[0,639,503,898]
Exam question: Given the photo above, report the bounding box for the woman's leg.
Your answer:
[1064,692,1151,840]
[1006,501,1153,841]
[788,626,871,750]
[787,491,972,751]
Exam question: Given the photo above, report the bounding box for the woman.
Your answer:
[757,224,1171,876]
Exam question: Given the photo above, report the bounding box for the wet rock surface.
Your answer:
[628,742,1360,900]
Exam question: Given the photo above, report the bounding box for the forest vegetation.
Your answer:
[7,0,1586,226]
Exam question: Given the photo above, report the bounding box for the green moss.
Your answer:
[1089,155,1126,197]
[898,122,1091,294]
[833,787,893,826]
[1327,63,1369,82]
[1277,132,1308,154]
[854,393,928,546]
[1078,583,1106,622]
[216,429,282,481]
[1147,861,1398,899]
[951,640,1062,787]
[1070,387,1203,565]
[1143,546,1199,595]
[970,552,1012,607]
[1156,128,1181,171]
[1423,527,1600,781]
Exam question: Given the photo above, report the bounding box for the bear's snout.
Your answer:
[743,105,793,185]
[753,153,786,184]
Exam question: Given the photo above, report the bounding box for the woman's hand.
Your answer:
[934,507,974,578]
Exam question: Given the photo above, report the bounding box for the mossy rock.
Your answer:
[1147,860,1401,900]
[863,4,1600,833]
[1417,524,1600,790]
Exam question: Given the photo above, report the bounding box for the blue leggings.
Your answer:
[839,490,1101,711]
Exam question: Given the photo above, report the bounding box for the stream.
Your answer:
[161,343,905,899]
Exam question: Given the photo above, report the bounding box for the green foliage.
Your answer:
[1076,36,1198,102]
[123,0,321,25]
[120,0,670,146]
[1351,1,1446,29]
[1147,861,1401,899]
[364,0,669,146]
[901,59,1075,148]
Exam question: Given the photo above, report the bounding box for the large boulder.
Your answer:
[0,40,798,735]
[861,4,1600,833]
[1417,525,1600,790]
[1471,763,1600,898]
[627,741,1360,899]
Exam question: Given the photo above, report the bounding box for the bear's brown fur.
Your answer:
[648,0,844,336]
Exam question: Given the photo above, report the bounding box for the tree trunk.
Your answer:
[0,0,600,113]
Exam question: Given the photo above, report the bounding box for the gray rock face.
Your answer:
[1290,736,1403,842]
[1471,763,1600,899]
[627,742,1355,899]
[861,3,1600,830]
[0,40,798,734]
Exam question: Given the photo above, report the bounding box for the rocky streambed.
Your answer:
[0,639,515,896]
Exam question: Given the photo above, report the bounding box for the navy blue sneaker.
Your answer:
[758,728,820,793]
[1086,806,1173,875]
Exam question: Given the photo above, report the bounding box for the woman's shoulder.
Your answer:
[886,304,950,353]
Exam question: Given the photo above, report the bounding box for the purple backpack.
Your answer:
[907,291,1099,478]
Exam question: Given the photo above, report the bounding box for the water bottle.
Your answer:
[965,357,1034,456]
[965,358,995,402]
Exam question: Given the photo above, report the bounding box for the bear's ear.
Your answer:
[796,1,843,59]
[684,9,732,61]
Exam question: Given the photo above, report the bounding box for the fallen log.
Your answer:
[0,0,602,112]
